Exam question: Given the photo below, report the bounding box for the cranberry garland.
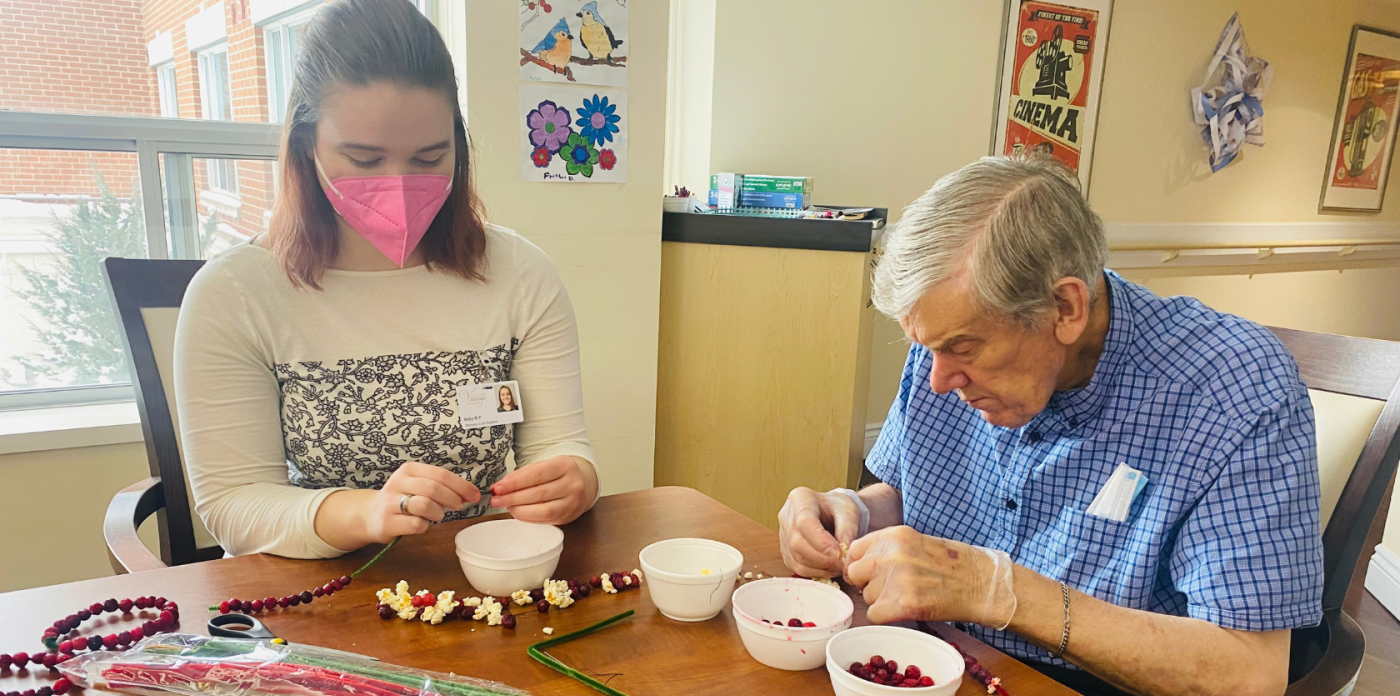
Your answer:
[916,622,1009,696]
[212,576,352,616]
[0,596,181,696]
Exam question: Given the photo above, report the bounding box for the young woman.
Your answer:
[174,0,598,559]
[497,386,519,413]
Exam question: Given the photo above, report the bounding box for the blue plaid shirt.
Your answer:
[867,270,1323,669]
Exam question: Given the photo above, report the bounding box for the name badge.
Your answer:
[457,380,524,429]
[1087,463,1148,522]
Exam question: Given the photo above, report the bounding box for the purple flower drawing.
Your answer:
[527,100,573,154]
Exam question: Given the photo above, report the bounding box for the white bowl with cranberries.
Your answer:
[731,577,855,670]
[825,625,964,695]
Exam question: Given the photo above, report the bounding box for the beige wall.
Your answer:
[466,2,666,495]
[0,443,151,592]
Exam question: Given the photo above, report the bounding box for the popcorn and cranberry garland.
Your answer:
[0,596,181,696]
[917,622,1010,696]
[373,570,643,630]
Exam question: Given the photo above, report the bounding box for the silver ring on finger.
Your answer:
[399,494,414,516]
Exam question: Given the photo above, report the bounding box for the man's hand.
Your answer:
[490,456,598,525]
[844,526,1016,628]
[778,487,863,577]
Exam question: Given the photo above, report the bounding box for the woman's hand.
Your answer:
[489,456,598,525]
[364,462,483,543]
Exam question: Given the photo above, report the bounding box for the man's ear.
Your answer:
[1051,276,1092,346]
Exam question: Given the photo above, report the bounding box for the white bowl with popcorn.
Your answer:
[455,518,564,596]
[638,537,744,622]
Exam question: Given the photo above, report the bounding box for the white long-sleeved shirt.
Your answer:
[173,225,595,558]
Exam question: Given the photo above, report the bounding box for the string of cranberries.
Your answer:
[0,596,181,696]
[213,576,351,615]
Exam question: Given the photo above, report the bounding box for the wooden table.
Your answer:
[0,488,1077,696]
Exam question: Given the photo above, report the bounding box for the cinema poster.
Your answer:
[993,0,1113,191]
[1321,26,1400,212]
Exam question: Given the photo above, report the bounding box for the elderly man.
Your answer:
[779,155,1320,696]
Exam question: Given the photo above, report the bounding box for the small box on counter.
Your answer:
[711,172,744,209]
[738,190,810,209]
[740,175,814,196]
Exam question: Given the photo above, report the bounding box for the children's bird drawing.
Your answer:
[529,18,573,74]
[576,2,622,63]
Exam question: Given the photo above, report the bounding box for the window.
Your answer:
[263,10,316,123]
[411,0,436,18]
[197,47,238,195]
[0,111,278,411]
[156,64,179,118]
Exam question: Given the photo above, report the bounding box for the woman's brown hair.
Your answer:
[269,0,486,289]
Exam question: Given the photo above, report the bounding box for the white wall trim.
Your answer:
[663,0,716,194]
[864,422,883,458]
[249,0,320,26]
[185,2,229,53]
[1366,544,1400,621]
[147,31,174,66]
[0,402,143,456]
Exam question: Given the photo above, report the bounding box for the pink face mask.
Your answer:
[315,153,453,267]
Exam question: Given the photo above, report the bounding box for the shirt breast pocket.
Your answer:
[1048,509,1139,590]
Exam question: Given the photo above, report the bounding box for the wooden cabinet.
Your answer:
[655,211,883,529]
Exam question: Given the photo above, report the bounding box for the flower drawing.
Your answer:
[527,100,572,154]
[558,132,599,177]
[530,146,551,168]
[575,95,620,146]
[598,148,617,171]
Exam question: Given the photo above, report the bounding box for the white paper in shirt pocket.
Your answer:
[1087,463,1148,522]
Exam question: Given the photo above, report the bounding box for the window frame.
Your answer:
[0,110,278,411]
[156,63,180,118]
[262,8,318,124]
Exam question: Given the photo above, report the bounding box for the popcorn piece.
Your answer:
[511,590,534,606]
[461,596,482,608]
[543,579,575,609]
[756,573,765,579]
[840,542,849,560]
[542,627,554,635]
[632,568,644,583]
[473,596,504,625]
[421,590,456,625]
[813,577,840,589]
[699,569,711,576]
[987,677,1001,694]
[600,574,617,594]
[743,572,754,580]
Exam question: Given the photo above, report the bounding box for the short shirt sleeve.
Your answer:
[1168,384,1323,631]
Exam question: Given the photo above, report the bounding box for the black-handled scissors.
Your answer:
[206,614,379,661]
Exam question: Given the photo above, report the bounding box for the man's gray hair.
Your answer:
[871,154,1107,327]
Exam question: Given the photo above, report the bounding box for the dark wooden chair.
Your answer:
[101,257,223,572]
[1271,327,1400,696]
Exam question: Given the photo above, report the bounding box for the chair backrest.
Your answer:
[103,257,220,566]
[1269,326,1400,612]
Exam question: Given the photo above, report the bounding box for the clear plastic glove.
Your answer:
[844,526,1017,630]
[778,487,863,578]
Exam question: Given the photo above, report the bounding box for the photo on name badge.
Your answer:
[457,380,524,429]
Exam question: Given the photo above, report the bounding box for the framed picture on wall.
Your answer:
[991,0,1114,192]
[1320,25,1400,212]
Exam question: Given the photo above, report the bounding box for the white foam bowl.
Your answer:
[454,519,564,596]
[638,538,744,622]
[731,577,854,671]
[826,626,965,696]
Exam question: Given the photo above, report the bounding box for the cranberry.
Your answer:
[264,597,277,610]
[576,583,591,598]
[530,588,545,603]
[250,600,264,612]
[219,601,231,614]
[300,590,314,603]
[118,599,134,613]
[142,621,157,636]
[330,579,343,591]
[500,614,516,629]
[802,621,816,627]
[278,597,291,608]
[42,653,58,669]
[229,599,243,611]
[37,688,52,696]
[322,583,334,596]
[57,641,72,655]
[13,653,29,669]
[849,662,863,673]
[903,664,921,680]
[155,597,168,608]
[313,587,325,598]
[72,637,87,651]
[340,576,351,587]
[88,603,102,615]
[130,627,145,641]
[377,605,394,620]
[77,609,91,621]
[52,681,72,696]
[134,597,148,610]
[869,655,885,668]
[118,631,133,645]
[289,595,302,606]
[919,677,934,687]
[787,618,802,627]
[590,575,603,588]
[870,675,884,685]
[902,679,918,688]
[537,600,550,613]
